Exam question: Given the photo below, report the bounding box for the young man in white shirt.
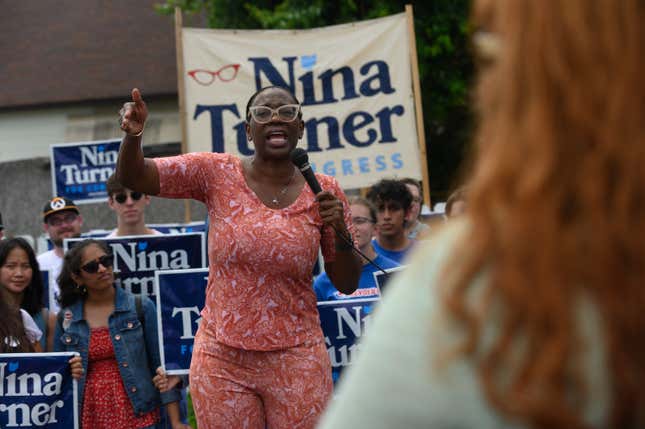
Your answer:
[105,173,161,237]
[106,173,189,427]
[37,197,83,312]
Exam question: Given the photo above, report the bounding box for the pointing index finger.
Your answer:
[131,88,144,106]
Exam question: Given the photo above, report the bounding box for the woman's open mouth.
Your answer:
[266,130,288,147]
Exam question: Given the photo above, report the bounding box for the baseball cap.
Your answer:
[43,197,80,221]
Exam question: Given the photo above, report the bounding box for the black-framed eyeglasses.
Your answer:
[80,255,113,274]
[114,192,143,204]
[248,104,301,124]
[352,216,375,225]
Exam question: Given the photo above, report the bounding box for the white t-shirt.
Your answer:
[37,249,63,313]
[105,228,163,238]
[4,310,43,348]
[20,309,43,344]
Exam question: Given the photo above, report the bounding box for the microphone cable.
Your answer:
[330,224,391,277]
[291,147,392,278]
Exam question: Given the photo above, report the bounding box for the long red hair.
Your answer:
[444,0,644,427]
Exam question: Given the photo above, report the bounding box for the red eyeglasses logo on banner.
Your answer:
[187,64,240,86]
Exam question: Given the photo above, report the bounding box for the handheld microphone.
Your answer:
[290,148,390,277]
[290,148,322,194]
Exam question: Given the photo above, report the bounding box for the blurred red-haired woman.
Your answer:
[319,1,644,428]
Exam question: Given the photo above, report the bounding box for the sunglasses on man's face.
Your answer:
[113,192,143,204]
[80,255,114,274]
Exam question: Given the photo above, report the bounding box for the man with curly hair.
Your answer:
[367,179,416,264]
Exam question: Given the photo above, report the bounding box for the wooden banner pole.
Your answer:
[174,7,192,223]
[405,4,431,207]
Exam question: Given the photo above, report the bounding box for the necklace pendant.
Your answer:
[272,197,279,205]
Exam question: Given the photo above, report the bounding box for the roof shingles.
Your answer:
[1,1,180,108]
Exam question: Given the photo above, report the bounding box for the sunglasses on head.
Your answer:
[80,255,114,274]
[113,191,143,204]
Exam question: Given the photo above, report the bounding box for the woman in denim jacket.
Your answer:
[53,239,184,429]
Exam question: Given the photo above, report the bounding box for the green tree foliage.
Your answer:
[157,0,474,200]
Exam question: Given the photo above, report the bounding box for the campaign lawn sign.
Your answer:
[63,233,206,299]
[147,221,207,235]
[0,352,79,428]
[40,270,50,310]
[75,221,208,239]
[373,266,405,296]
[50,139,120,204]
[155,268,379,384]
[317,297,380,384]
[155,269,209,374]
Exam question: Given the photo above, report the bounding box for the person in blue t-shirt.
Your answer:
[315,197,399,301]
[367,179,416,264]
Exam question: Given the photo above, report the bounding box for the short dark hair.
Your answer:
[367,179,413,211]
[245,86,301,122]
[399,177,422,195]
[105,173,125,197]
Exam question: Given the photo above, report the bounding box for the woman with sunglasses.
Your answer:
[53,239,185,429]
[116,85,361,428]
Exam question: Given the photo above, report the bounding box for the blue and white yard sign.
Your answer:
[40,270,50,310]
[154,268,378,384]
[63,233,206,300]
[317,297,380,384]
[147,221,207,235]
[372,265,405,296]
[0,352,79,428]
[155,268,209,374]
[50,139,120,204]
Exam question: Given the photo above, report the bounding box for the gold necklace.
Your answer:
[271,173,294,205]
[251,159,296,206]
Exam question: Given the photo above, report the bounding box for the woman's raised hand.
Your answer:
[119,88,148,136]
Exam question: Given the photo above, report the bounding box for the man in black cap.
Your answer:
[37,197,83,311]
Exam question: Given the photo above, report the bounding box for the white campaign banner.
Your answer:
[181,13,422,190]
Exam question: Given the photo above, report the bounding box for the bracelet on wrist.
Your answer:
[127,124,145,137]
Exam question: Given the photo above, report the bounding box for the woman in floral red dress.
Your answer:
[54,239,186,429]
